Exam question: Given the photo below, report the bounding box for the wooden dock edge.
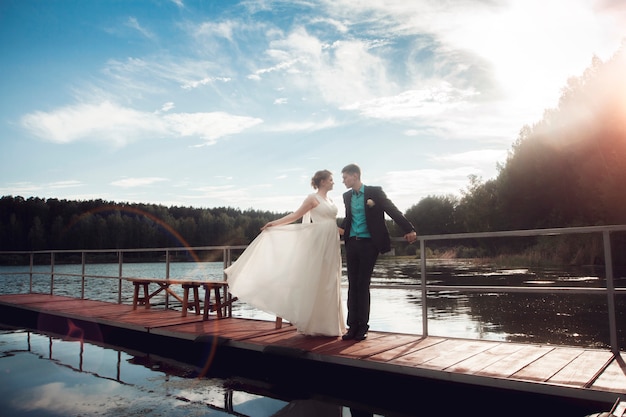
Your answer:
[218,336,623,405]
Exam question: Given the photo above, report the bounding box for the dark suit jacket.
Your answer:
[341,185,415,254]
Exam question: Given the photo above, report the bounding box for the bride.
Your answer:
[224,170,345,336]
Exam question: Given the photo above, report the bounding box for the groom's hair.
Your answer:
[341,163,361,178]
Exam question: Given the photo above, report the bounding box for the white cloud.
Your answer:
[0,181,84,200]
[111,177,168,188]
[342,83,478,120]
[382,167,479,210]
[164,111,263,143]
[48,180,83,189]
[21,101,166,146]
[185,184,251,204]
[161,102,175,112]
[266,117,337,133]
[194,21,237,41]
[323,0,625,113]
[249,26,398,111]
[434,149,508,166]
[317,39,392,105]
[125,17,155,40]
[102,57,228,94]
[21,102,263,146]
[0,182,43,196]
[181,76,231,90]
[12,382,109,414]
[249,58,303,80]
[309,17,349,33]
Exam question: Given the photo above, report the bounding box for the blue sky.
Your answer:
[1,0,625,214]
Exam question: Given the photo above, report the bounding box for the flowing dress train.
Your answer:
[224,194,345,336]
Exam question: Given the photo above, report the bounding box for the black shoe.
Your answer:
[354,331,368,341]
[342,328,357,340]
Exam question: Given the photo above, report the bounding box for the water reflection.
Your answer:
[0,328,386,417]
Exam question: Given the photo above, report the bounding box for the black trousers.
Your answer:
[344,238,379,332]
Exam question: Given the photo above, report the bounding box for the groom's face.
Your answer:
[342,172,358,189]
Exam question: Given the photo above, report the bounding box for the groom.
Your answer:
[340,163,417,341]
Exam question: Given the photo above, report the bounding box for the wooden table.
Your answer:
[127,278,202,317]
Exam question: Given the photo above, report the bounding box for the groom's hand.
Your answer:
[404,231,417,244]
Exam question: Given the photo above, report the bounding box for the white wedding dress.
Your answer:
[224,194,345,336]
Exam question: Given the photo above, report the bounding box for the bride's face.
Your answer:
[321,176,334,191]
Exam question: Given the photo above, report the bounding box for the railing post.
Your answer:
[165,249,170,309]
[165,249,170,279]
[420,239,428,337]
[602,231,618,354]
[223,248,231,279]
[29,253,33,293]
[81,252,86,299]
[117,251,123,304]
[50,252,55,295]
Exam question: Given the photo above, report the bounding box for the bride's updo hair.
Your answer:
[311,169,332,189]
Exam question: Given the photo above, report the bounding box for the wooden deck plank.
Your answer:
[474,345,553,377]
[166,317,291,342]
[367,336,445,362]
[590,356,626,393]
[0,293,86,306]
[389,339,494,369]
[548,349,615,387]
[614,400,626,416]
[0,293,67,301]
[238,329,308,345]
[318,333,419,358]
[445,342,525,374]
[311,332,395,358]
[249,332,329,349]
[306,337,347,355]
[308,334,392,358]
[511,347,583,382]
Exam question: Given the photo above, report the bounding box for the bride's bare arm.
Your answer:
[261,195,319,230]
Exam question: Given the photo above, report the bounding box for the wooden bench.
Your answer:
[202,282,237,320]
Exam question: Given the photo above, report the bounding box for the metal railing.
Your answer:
[0,245,246,309]
[1,225,624,353]
[415,224,626,354]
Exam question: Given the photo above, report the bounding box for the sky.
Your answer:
[1,0,625,215]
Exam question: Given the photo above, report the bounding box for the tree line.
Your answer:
[0,197,285,251]
[2,45,626,265]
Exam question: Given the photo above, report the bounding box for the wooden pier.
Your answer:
[0,292,624,416]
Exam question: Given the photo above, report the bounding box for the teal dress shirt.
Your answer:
[350,185,371,238]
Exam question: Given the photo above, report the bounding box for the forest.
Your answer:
[1,45,626,265]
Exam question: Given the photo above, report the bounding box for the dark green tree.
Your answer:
[405,194,458,236]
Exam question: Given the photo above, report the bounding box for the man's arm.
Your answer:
[377,188,418,242]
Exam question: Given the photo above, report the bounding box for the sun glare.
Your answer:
[440,0,620,119]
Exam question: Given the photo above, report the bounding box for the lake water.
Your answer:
[0,258,622,416]
[0,327,377,417]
